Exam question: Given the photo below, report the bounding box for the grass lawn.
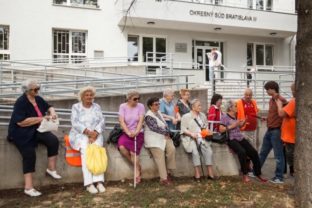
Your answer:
[0,176,294,208]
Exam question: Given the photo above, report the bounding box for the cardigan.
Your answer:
[7,93,51,147]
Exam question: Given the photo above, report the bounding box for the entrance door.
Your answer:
[195,46,219,81]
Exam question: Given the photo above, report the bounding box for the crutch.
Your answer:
[196,141,206,178]
[134,136,137,189]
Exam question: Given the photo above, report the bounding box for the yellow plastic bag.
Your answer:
[86,144,108,175]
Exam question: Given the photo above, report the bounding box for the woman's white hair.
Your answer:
[224,99,235,112]
[21,79,40,93]
[190,99,201,109]
[163,88,174,97]
[126,90,140,100]
[78,86,96,101]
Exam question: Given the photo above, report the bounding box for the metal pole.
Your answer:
[186,75,189,89]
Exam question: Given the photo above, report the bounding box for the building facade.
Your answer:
[0,0,297,80]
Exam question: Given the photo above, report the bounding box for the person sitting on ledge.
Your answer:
[7,79,61,197]
[219,100,267,183]
[144,97,176,186]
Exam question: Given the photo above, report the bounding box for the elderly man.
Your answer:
[236,88,260,150]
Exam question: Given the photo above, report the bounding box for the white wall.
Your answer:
[0,0,127,60]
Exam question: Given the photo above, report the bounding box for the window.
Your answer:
[256,0,272,10]
[0,25,10,60]
[128,36,139,62]
[53,29,87,63]
[247,43,274,66]
[142,37,166,62]
[53,0,98,8]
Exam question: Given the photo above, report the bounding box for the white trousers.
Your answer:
[80,147,105,186]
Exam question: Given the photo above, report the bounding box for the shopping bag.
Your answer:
[86,143,108,175]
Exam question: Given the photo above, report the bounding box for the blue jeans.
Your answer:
[259,129,285,180]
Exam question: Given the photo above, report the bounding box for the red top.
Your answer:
[207,105,221,132]
[242,99,257,131]
[33,103,43,117]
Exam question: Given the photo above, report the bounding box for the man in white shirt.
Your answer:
[207,48,222,81]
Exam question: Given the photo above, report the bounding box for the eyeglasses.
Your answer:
[31,87,40,92]
[153,102,160,106]
[132,97,140,101]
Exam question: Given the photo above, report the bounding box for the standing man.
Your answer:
[259,81,287,184]
[207,48,222,82]
[236,88,260,151]
[276,83,296,177]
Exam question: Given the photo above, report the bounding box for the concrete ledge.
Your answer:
[0,133,240,190]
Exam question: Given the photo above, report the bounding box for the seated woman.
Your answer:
[219,100,267,183]
[160,88,179,130]
[69,86,106,194]
[207,93,223,132]
[8,79,61,197]
[176,88,191,130]
[181,99,216,181]
[144,97,176,186]
[118,90,145,184]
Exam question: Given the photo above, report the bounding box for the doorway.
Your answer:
[194,46,219,81]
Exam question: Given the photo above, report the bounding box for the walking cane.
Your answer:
[196,141,206,178]
[134,136,137,189]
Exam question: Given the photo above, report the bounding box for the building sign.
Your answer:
[189,10,257,22]
[175,43,187,53]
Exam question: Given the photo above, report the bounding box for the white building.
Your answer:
[0,0,297,82]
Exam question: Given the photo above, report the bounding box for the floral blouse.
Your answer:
[69,102,105,150]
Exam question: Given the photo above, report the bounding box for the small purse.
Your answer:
[37,118,59,133]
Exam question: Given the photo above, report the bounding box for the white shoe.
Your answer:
[96,183,106,193]
[86,184,98,194]
[24,188,42,197]
[46,169,62,179]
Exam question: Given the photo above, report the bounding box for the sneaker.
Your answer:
[86,184,98,194]
[270,177,284,184]
[247,172,256,178]
[96,183,106,193]
[46,169,62,179]
[242,175,251,183]
[256,175,268,183]
[24,188,42,197]
[160,179,172,186]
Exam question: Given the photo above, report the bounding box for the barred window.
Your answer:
[53,29,87,63]
[53,0,98,8]
[0,25,10,60]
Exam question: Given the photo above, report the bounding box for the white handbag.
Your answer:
[37,118,59,133]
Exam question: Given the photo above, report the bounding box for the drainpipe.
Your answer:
[289,35,296,68]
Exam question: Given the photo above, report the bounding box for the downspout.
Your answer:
[289,34,296,69]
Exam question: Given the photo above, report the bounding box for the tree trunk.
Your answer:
[295,0,312,207]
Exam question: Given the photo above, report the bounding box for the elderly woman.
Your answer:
[160,88,179,130]
[118,90,145,184]
[7,79,61,197]
[144,97,176,186]
[69,86,105,194]
[219,100,267,183]
[181,99,216,181]
[207,93,223,132]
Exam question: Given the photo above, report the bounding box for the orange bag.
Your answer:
[64,135,82,167]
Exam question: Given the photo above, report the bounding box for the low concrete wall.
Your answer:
[0,89,271,190]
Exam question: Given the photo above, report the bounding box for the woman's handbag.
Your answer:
[169,131,181,147]
[207,132,229,144]
[37,118,59,133]
[107,124,123,144]
[86,143,108,175]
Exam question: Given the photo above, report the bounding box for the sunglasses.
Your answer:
[153,102,160,106]
[31,87,40,92]
[132,97,140,101]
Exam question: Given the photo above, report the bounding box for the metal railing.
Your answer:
[0,105,118,130]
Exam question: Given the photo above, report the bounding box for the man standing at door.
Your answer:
[207,48,222,82]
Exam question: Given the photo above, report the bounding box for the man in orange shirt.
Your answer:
[276,83,296,176]
[236,88,260,151]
